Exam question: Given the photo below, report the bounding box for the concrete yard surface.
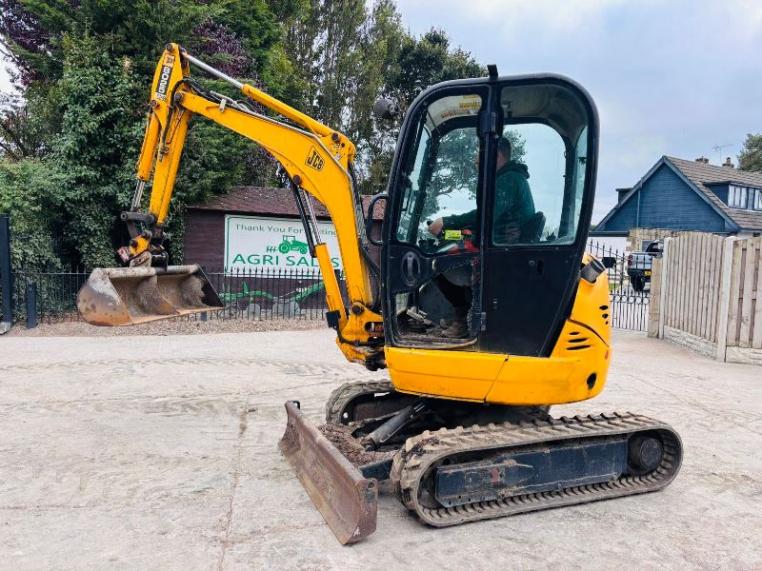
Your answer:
[1,329,760,570]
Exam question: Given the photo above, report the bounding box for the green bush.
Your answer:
[0,158,64,269]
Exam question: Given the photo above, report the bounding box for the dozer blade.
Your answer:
[279,401,377,545]
[77,265,223,326]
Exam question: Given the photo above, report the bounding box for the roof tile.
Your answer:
[665,157,762,230]
[188,186,385,220]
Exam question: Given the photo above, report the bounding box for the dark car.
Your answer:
[627,240,663,292]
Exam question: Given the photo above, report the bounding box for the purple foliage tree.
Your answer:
[192,20,252,78]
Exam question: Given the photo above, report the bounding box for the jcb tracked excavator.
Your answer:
[77,44,683,544]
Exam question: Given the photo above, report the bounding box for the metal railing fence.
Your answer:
[586,240,651,332]
[10,267,343,325]
[7,243,649,331]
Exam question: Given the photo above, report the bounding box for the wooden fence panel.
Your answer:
[662,232,725,343]
[726,240,744,346]
[674,233,688,329]
[739,241,755,346]
[684,234,693,333]
[753,237,761,348]
[702,234,712,338]
[703,237,723,342]
[696,233,706,338]
[729,237,762,349]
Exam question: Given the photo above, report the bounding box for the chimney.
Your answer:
[616,187,631,203]
[723,157,734,168]
[695,156,709,164]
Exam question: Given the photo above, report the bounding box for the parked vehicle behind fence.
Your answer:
[627,240,663,291]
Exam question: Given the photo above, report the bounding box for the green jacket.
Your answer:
[443,161,534,240]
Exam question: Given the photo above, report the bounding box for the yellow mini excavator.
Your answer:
[78,44,683,544]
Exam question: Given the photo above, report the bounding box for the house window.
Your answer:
[754,189,762,211]
[728,185,748,208]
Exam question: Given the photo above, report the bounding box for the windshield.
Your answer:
[395,93,483,253]
[394,84,592,251]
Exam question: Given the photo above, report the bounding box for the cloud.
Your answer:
[396,0,762,221]
[449,0,632,32]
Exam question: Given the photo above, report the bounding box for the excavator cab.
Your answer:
[386,77,596,348]
[381,76,600,397]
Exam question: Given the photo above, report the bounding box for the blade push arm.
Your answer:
[128,44,382,365]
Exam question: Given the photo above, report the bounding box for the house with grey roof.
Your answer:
[592,156,762,249]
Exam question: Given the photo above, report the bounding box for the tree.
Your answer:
[0,0,485,267]
[0,1,292,266]
[362,28,484,194]
[45,34,274,267]
[276,5,483,194]
[0,0,282,83]
[278,0,367,127]
[0,91,52,159]
[349,1,405,192]
[386,29,483,112]
[739,134,762,172]
[47,34,144,267]
[0,158,64,268]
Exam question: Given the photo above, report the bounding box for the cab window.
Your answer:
[396,93,482,254]
[492,85,591,246]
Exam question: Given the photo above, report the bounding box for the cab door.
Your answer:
[480,78,599,356]
[382,85,489,348]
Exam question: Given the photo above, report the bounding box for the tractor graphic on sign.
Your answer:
[278,235,309,255]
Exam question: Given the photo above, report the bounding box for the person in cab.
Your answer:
[427,136,535,338]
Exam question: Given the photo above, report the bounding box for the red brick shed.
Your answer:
[183,186,384,269]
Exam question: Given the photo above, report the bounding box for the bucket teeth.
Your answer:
[77,265,223,326]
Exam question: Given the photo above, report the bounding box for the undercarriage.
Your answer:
[279,381,683,544]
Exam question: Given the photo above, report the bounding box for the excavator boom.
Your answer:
[78,44,384,366]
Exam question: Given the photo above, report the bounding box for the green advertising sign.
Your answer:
[225,215,342,271]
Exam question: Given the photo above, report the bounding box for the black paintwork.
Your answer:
[0,214,12,331]
[434,438,629,507]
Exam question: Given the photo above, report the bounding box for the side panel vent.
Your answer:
[566,331,591,351]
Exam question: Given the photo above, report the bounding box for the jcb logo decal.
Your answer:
[305,147,325,171]
[155,55,175,101]
[155,63,173,101]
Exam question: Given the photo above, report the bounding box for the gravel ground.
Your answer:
[1,329,760,570]
[6,318,324,337]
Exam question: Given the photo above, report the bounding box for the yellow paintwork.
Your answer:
[127,43,612,406]
[572,253,613,347]
[135,110,160,181]
[129,44,382,364]
[388,265,613,406]
[382,347,505,402]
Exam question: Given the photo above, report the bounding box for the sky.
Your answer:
[0,61,11,93]
[396,0,762,221]
[1,2,760,222]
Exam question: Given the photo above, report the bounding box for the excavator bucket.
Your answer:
[77,265,223,326]
[279,401,378,544]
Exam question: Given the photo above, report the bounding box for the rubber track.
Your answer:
[391,412,683,527]
[324,380,395,424]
